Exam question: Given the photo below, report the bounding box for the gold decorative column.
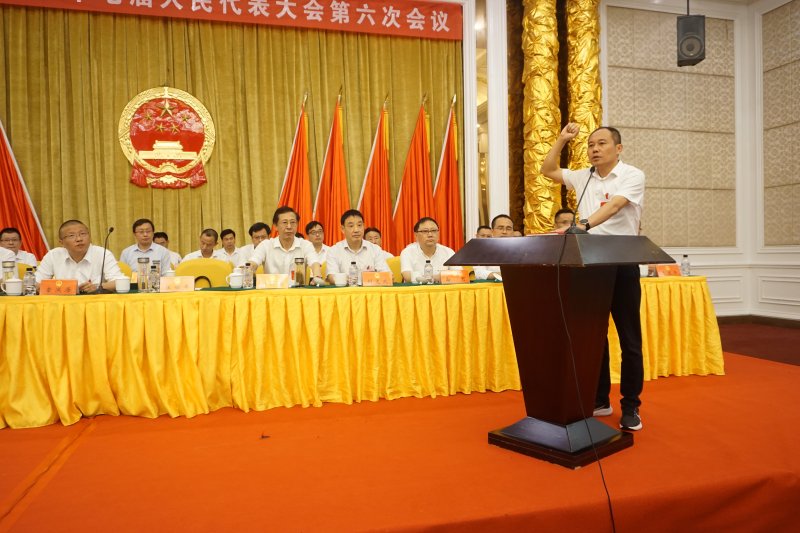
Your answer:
[566,0,603,216]
[522,0,561,234]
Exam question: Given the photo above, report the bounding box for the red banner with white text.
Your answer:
[0,0,462,40]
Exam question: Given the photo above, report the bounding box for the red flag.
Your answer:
[313,98,350,246]
[274,99,313,235]
[0,119,49,259]
[393,104,434,253]
[433,102,463,251]
[357,102,393,253]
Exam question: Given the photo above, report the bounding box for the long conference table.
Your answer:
[0,277,724,429]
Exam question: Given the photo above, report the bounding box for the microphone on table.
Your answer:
[95,226,114,294]
[565,166,595,235]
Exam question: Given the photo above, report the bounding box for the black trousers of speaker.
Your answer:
[677,15,705,67]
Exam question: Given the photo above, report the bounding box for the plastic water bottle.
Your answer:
[423,260,434,284]
[148,265,160,292]
[347,261,359,287]
[23,267,36,295]
[680,254,690,276]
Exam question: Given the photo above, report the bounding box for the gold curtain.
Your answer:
[0,6,463,255]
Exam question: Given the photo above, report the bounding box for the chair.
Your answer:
[17,263,34,279]
[175,258,232,288]
[386,256,402,283]
[464,265,475,281]
[118,262,133,277]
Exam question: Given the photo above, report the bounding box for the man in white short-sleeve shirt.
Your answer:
[364,227,393,261]
[35,219,123,293]
[0,227,38,265]
[473,214,515,281]
[236,222,270,268]
[250,206,324,284]
[399,217,459,283]
[152,232,183,269]
[119,219,173,272]
[219,228,244,266]
[326,209,390,284]
[183,228,228,261]
[541,123,646,432]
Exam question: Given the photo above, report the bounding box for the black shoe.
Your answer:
[593,403,613,417]
[620,408,642,431]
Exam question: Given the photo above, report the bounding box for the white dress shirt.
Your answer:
[235,244,255,267]
[183,249,229,262]
[13,249,38,266]
[399,243,460,281]
[35,245,123,285]
[1,247,17,263]
[119,243,173,271]
[473,265,502,281]
[311,244,330,266]
[326,239,390,276]
[220,248,244,266]
[167,250,182,269]
[249,237,321,275]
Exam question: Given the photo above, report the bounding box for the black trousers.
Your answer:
[595,265,643,411]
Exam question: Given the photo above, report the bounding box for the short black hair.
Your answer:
[0,227,21,239]
[340,209,363,226]
[413,217,438,232]
[200,228,219,242]
[554,208,575,219]
[248,222,269,236]
[220,228,236,239]
[590,126,622,145]
[153,231,169,241]
[132,218,154,233]
[491,214,513,229]
[58,220,87,239]
[305,220,323,235]
[476,225,491,233]
[273,206,299,225]
[364,227,381,238]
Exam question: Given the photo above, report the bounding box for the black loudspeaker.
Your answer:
[677,15,706,67]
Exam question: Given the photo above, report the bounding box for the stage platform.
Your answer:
[0,353,798,532]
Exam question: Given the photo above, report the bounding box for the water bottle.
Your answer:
[148,265,160,292]
[1,260,15,282]
[23,267,36,295]
[293,257,306,287]
[680,254,690,276]
[423,260,434,284]
[347,261,359,287]
[242,262,254,289]
[137,257,150,292]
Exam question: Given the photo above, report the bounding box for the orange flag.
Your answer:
[275,98,313,235]
[433,101,463,251]
[0,119,49,259]
[393,104,434,253]
[357,102,393,253]
[313,97,350,246]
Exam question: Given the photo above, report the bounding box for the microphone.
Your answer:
[95,226,114,294]
[565,166,595,235]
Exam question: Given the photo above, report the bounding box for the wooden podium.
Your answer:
[446,234,673,468]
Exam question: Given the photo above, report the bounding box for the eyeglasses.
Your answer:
[308,230,324,236]
[0,237,20,243]
[135,229,153,235]
[277,220,298,227]
[62,232,90,241]
[415,229,439,235]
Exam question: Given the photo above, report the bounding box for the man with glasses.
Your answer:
[249,206,324,283]
[35,219,123,293]
[0,227,38,265]
[235,222,270,267]
[304,221,329,264]
[399,217,460,283]
[119,218,172,272]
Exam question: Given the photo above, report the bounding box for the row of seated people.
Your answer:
[3,208,577,293]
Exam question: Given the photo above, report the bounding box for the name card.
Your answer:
[361,271,393,287]
[655,264,682,277]
[160,276,195,293]
[256,273,290,289]
[439,269,470,285]
[39,279,78,295]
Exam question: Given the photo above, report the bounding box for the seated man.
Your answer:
[326,209,390,284]
[399,217,460,283]
[183,228,228,261]
[220,228,243,266]
[119,219,173,272]
[0,227,38,265]
[364,227,393,260]
[553,208,576,231]
[474,214,515,281]
[236,222,270,267]
[475,225,492,239]
[249,207,324,283]
[152,232,183,269]
[35,219,123,293]
[305,220,329,264]
[0,244,15,263]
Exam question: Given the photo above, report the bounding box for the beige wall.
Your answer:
[605,7,735,248]
[762,0,800,246]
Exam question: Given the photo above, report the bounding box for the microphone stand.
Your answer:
[95,226,115,294]
[565,167,594,235]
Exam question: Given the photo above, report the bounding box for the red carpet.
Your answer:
[1,353,799,532]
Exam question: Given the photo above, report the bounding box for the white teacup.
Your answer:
[1,278,23,296]
[332,272,348,287]
[227,272,244,289]
[163,270,176,277]
[115,277,131,293]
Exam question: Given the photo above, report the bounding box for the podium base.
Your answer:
[489,416,633,469]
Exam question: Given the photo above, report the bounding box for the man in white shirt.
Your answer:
[183,228,228,261]
[236,222,270,267]
[474,225,492,239]
[152,232,183,269]
[250,207,324,284]
[0,245,15,263]
[473,214,515,281]
[305,220,330,265]
[219,228,244,266]
[119,219,173,272]
[326,209,390,284]
[399,217,460,283]
[35,219,123,293]
[0,227,38,265]
[364,227,393,261]
[541,123,646,432]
